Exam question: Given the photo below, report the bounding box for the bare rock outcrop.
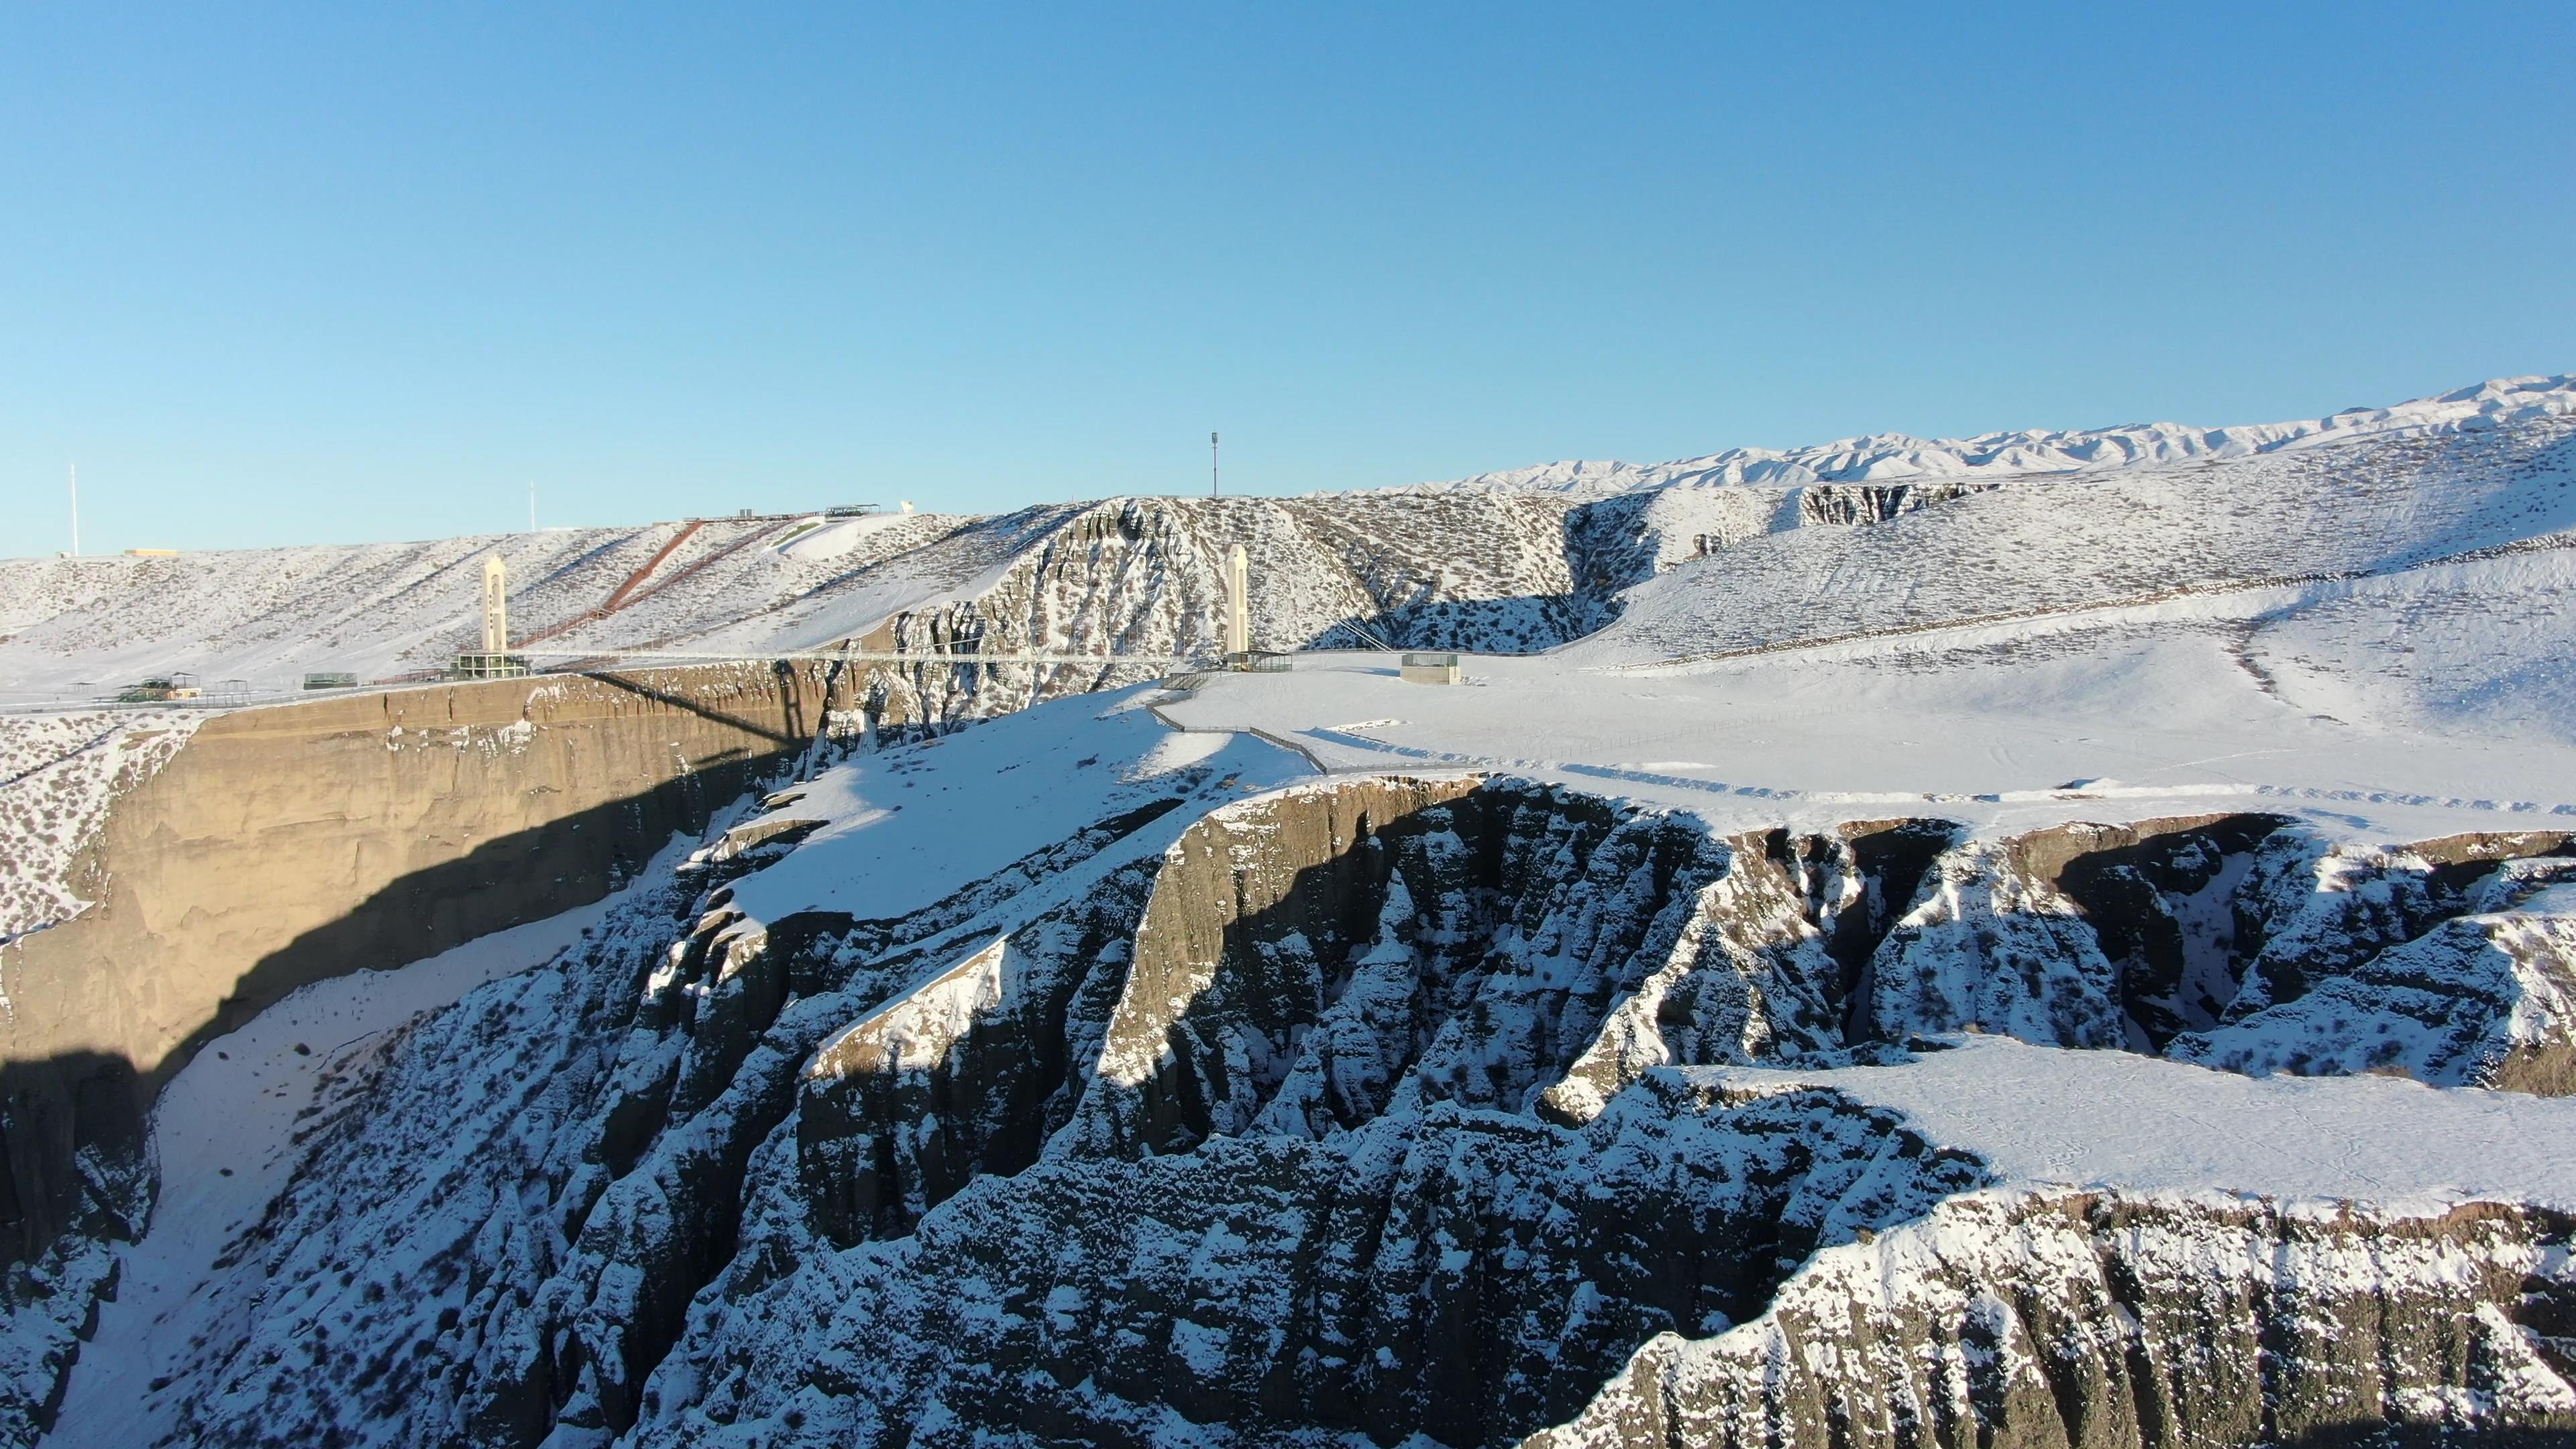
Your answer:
[1869,816,2576,1094]
[1532,1190,2576,1449]
[2174,872,2576,1091]
[674,1076,1988,1448]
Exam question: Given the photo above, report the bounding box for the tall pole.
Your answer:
[68,464,80,557]
[1211,431,1219,497]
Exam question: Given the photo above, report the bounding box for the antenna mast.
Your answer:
[1211,431,1219,497]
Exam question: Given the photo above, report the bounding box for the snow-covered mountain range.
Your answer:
[7,375,2567,707]
[5,373,2576,1449]
[1396,372,2576,498]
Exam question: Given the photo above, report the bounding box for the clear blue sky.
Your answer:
[4,3,2569,555]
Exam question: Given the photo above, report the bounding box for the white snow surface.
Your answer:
[1163,405,2576,844]
[1391,373,2576,500]
[1576,413,2576,675]
[1697,1034,2576,1214]
[1157,627,2576,848]
[722,689,1307,927]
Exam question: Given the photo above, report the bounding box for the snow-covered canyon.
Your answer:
[4,375,2575,1448]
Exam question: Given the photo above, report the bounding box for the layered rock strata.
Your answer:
[0,663,881,1445]
[1532,1186,2576,1449]
[99,768,2576,1448]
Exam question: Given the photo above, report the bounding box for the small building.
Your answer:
[303,672,360,690]
[451,653,531,680]
[119,672,201,702]
[1399,651,1462,685]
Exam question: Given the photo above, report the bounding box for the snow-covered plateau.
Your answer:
[3,374,2576,1448]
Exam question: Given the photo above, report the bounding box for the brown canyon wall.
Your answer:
[0,661,864,1261]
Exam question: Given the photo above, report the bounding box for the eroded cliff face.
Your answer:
[828,481,1987,729]
[0,663,880,1445]
[1532,1187,2576,1449]
[720,1077,1988,1449]
[1866,816,2576,1091]
[0,710,206,943]
[0,664,856,1247]
[853,495,1610,729]
[97,769,2576,1449]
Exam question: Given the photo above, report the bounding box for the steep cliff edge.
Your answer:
[68,720,2576,1449]
[1533,1187,2576,1449]
[0,663,871,1442]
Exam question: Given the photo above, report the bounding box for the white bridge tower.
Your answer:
[481,554,511,654]
[1223,544,1250,659]
[453,554,529,678]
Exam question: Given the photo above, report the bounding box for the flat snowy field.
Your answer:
[724,690,1309,926]
[1700,1034,2576,1213]
[1159,631,2576,848]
